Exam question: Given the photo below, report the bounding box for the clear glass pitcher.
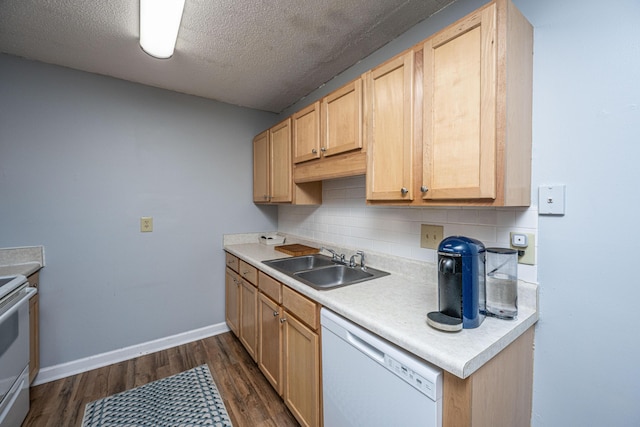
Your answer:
[485,247,518,319]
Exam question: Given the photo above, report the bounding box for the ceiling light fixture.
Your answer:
[139,0,186,59]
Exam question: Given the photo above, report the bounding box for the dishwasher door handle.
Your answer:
[346,331,385,364]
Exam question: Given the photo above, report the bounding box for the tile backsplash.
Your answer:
[278,175,538,283]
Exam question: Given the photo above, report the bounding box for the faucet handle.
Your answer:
[321,247,341,262]
[349,251,366,269]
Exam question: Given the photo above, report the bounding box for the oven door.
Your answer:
[0,288,32,408]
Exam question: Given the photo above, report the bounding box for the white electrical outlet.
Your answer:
[511,233,528,247]
[510,232,535,265]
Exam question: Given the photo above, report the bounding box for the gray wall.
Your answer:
[0,54,277,367]
[282,0,640,425]
[522,0,640,425]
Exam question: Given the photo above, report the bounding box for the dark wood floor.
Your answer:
[22,332,299,427]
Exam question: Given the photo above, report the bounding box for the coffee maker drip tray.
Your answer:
[427,311,463,332]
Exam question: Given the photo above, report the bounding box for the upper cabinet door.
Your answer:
[292,102,321,164]
[365,51,414,201]
[269,118,293,203]
[423,4,497,200]
[253,130,270,203]
[321,79,363,157]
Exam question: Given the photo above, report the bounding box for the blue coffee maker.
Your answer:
[427,236,486,331]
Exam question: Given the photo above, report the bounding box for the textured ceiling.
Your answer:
[0,0,455,113]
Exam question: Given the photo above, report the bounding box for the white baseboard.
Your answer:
[33,322,230,386]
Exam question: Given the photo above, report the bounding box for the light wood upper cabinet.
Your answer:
[254,119,322,205]
[252,130,270,203]
[270,119,293,203]
[293,78,366,183]
[365,51,414,201]
[293,102,321,164]
[321,78,363,157]
[423,3,497,200]
[420,0,533,206]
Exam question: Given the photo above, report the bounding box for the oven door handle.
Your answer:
[0,288,36,323]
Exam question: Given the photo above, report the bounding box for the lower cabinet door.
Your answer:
[225,268,240,336]
[258,293,283,395]
[283,313,320,427]
[239,280,258,361]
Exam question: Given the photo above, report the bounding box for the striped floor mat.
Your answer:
[82,364,232,427]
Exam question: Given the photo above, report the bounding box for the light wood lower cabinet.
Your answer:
[225,268,240,336]
[282,311,320,427]
[226,254,321,426]
[238,259,259,362]
[28,271,40,383]
[443,326,534,427]
[254,267,321,427]
[258,292,283,395]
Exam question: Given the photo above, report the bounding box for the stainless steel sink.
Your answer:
[262,254,389,290]
[262,254,335,273]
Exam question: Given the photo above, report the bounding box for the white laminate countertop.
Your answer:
[224,239,538,379]
[0,246,44,278]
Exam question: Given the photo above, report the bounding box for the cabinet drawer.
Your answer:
[225,252,239,272]
[239,260,258,286]
[283,286,319,330]
[259,271,282,303]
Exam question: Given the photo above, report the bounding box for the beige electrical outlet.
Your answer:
[510,232,535,265]
[140,216,153,232]
[420,224,444,249]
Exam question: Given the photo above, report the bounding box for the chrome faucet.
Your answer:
[349,251,366,270]
[321,247,346,264]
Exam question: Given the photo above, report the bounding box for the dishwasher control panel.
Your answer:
[384,355,436,399]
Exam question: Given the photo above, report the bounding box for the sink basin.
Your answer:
[262,254,389,290]
[262,254,336,273]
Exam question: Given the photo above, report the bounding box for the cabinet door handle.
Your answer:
[401,187,408,195]
[320,147,327,152]
[420,186,428,193]
[273,311,279,317]
[312,148,317,154]
[280,318,287,323]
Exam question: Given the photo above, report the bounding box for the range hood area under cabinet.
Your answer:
[252,0,532,207]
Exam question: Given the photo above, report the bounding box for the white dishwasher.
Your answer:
[321,308,442,427]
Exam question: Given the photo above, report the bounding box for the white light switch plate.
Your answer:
[539,185,565,215]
